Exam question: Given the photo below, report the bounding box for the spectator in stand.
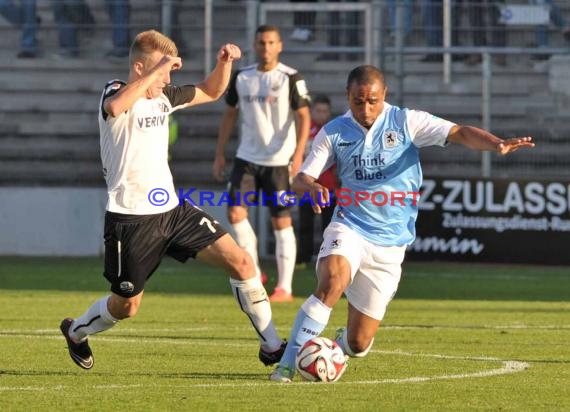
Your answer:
[420,0,464,62]
[387,0,413,41]
[318,0,361,61]
[159,0,188,56]
[531,0,570,60]
[464,0,507,66]
[290,0,317,42]
[51,0,130,58]
[332,0,360,60]
[0,0,39,58]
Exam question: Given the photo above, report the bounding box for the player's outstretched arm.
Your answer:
[192,44,241,106]
[213,106,239,182]
[447,125,535,155]
[104,55,182,117]
[292,172,330,214]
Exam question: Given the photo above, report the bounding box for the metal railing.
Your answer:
[3,0,569,181]
[258,1,375,65]
[229,1,570,179]
[132,1,570,181]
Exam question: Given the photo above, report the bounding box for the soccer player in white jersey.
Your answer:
[213,25,312,303]
[59,30,286,371]
[270,65,535,382]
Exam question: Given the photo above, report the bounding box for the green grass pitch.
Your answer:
[0,257,568,411]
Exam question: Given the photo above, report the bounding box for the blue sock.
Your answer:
[278,295,332,375]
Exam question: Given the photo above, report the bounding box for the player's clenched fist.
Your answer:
[218,44,242,62]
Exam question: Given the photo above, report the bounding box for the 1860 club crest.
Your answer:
[383,130,400,148]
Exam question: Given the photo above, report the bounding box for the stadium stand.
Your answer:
[1,0,569,187]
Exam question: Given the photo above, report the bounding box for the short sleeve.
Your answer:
[289,72,311,111]
[300,128,335,179]
[163,85,196,110]
[100,79,126,121]
[225,70,239,107]
[406,109,456,148]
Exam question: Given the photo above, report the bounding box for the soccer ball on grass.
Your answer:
[295,336,347,382]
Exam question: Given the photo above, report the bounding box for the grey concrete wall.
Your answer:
[0,188,106,256]
[549,56,570,96]
[0,188,238,256]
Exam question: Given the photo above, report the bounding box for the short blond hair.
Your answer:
[130,30,178,65]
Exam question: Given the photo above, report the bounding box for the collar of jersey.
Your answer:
[347,103,391,147]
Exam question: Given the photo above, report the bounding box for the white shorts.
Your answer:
[317,222,406,321]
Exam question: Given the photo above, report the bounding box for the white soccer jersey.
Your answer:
[226,62,311,166]
[99,80,196,215]
[301,103,455,246]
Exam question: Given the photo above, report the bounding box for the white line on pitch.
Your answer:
[0,333,531,391]
[1,322,569,336]
[0,358,529,391]
[6,335,519,364]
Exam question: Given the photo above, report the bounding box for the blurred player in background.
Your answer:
[60,30,286,371]
[0,0,39,58]
[213,24,312,303]
[271,65,535,382]
[296,94,338,268]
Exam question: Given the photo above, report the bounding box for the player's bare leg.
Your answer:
[313,254,352,307]
[227,205,264,280]
[197,233,285,364]
[60,291,140,369]
[335,303,380,357]
[197,232,253,279]
[108,292,144,319]
[270,254,351,381]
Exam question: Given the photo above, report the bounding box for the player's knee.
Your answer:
[118,303,140,319]
[236,252,256,280]
[227,247,255,280]
[347,336,374,358]
[227,207,247,224]
[109,298,141,319]
[317,272,347,300]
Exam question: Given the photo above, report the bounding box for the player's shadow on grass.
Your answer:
[109,333,253,342]
[0,369,272,382]
[149,371,265,380]
[0,369,94,377]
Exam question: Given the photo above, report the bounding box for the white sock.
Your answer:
[278,295,332,372]
[229,276,282,351]
[232,219,262,277]
[274,226,296,293]
[69,296,118,342]
[336,327,374,358]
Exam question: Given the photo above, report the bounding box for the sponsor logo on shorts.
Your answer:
[119,281,134,293]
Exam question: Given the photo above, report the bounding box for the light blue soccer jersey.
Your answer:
[302,103,455,246]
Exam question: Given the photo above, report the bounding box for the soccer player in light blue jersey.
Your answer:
[270,65,534,382]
